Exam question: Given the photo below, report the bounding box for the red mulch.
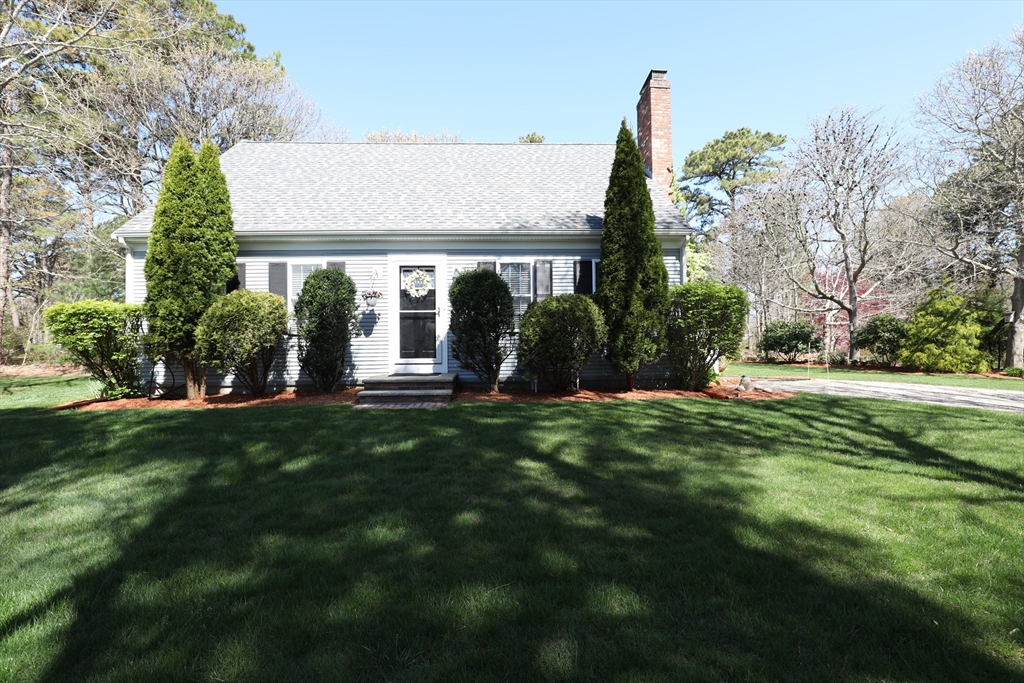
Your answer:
[73,388,362,411]
[56,377,794,411]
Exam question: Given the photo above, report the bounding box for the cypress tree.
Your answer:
[144,137,237,399]
[596,120,670,390]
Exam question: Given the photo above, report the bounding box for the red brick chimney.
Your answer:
[636,69,674,200]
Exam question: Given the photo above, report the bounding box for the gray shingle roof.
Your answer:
[114,142,691,237]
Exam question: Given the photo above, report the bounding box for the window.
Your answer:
[574,259,600,295]
[291,263,322,308]
[500,262,532,328]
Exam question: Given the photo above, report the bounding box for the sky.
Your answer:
[218,1,1022,163]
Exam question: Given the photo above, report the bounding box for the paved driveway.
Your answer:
[754,378,1024,414]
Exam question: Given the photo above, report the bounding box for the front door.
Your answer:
[391,258,447,374]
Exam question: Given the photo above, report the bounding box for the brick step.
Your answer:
[357,388,453,405]
[354,401,448,410]
[362,382,455,392]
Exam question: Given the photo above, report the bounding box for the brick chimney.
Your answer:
[636,69,674,200]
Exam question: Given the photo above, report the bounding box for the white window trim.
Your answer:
[497,258,535,330]
[286,258,328,312]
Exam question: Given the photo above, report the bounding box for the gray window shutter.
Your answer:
[477,261,496,271]
[535,260,552,301]
[236,263,246,290]
[574,260,593,294]
[269,262,287,298]
[326,261,346,272]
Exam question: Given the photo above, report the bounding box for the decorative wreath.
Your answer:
[403,269,433,299]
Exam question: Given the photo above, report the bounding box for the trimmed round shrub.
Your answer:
[854,313,906,367]
[195,290,288,397]
[449,268,516,392]
[666,281,748,390]
[899,287,988,374]
[43,300,144,398]
[294,268,359,393]
[518,294,607,391]
[758,320,822,362]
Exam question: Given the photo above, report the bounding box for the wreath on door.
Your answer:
[403,269,433,299]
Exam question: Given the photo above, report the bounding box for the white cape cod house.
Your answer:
[114,70,692,392]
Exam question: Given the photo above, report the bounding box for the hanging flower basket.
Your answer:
[361,289,383,307]
[403,269,433,299]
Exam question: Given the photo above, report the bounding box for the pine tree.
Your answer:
[144,137,237,399]
[596,120,670,390]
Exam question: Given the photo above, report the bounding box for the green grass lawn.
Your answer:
[725,361,1024,391]
[1,376,1023,682]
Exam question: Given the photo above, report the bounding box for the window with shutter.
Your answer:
[269,262,287,299]
[573,259,598,294]
[535,260,552,301]
[291,264,321,307]
[326,261,345,272]
[500,262,532,328]
[477,261,496,271]
[574,260,594,294]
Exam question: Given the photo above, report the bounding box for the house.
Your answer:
[113,70,692,392]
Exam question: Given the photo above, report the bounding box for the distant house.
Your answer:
[113,70,692,391]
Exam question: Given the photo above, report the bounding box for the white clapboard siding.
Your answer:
[664,252,682,285]
[133,244,684,392]
[444,251,601,383]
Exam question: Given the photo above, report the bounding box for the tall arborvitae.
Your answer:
[144,137,237,399]
[596,120,670,390]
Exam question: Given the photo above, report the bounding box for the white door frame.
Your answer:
[387,254,449,374]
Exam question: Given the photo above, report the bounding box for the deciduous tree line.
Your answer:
[0,0,337,362]
[679,30,1024,369]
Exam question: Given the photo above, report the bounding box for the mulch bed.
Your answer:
[56,377,793,411]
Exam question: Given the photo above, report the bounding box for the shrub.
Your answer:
[854,314,906,367]
[449,268,516,392]
[43,300,144,398]
[596,119,670,390]
[665,281,748,390]
[294,268,359,393]
[816,351,848,366]
[1004,367,1023,378]
[144,137,237,399]
[967,286,1010,370]
[758,320,822,362]
[518,294,607,391]
[195,290,288,397]
[899,287,988,374]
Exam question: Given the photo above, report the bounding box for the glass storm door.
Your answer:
[394,264,445,372]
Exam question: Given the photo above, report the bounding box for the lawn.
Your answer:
[725,361,1024,391]
[1,376,1022,682]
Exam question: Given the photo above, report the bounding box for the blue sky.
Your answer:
[219,1,1022,162]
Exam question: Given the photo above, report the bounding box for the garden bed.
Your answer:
[56,378,794,411]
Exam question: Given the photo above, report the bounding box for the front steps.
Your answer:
[355,373,457,408]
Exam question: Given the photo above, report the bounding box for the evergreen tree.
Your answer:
[597,120,670,390]
[144,137,237,398]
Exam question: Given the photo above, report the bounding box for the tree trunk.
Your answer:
[626,372,636,392]
[7,279,18,328]
[183,358,207,400]
[0,136,11,364]
[1006,245,1024,369]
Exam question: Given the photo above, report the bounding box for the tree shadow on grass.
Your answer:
[2,398,1022,681]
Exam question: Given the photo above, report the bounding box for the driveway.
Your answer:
[753,378,1024,414]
